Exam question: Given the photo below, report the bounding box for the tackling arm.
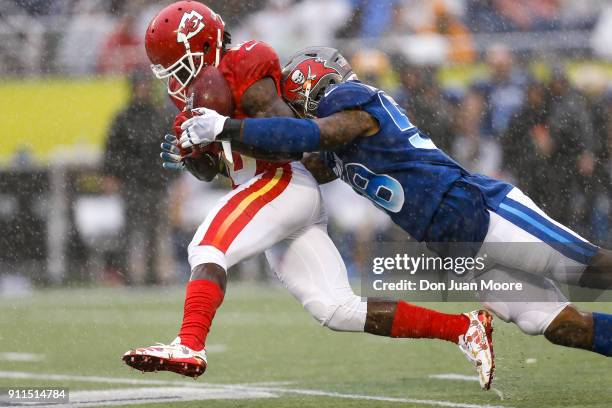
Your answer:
[221,109,379,152]
[229,75,338,182]
[301,153,338,184]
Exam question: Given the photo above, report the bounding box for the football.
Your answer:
[177,65,233,177]
[182,141,221,182]
[187,65,235,116]
[183,153,220,182]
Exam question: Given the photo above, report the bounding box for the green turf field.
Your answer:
[1,283,610,408]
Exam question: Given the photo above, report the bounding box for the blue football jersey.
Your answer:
[317,80,513,243]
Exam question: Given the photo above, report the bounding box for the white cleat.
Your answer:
[122,337,207,378]
[458,310,495,390]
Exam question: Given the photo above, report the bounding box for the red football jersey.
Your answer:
[171,40,287,186]
[218,40,282,119]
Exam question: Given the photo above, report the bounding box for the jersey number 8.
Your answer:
[345,163,405,213]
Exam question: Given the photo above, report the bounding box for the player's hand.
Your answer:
[160,134,185,171]
[179,107,229,149]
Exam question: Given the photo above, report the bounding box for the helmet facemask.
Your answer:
[150,28,224,103]
[301,80,317,119]
[151,51,204,102]
[302,81,331,119]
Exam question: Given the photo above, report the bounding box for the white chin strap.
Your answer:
[215,28,222,67]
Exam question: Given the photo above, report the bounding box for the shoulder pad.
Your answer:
[317,81,378,117]
[224,41,278,63]
[219,40,282,116]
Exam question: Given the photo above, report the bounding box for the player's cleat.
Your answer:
[458,310,495,390]
[122,337,207,378]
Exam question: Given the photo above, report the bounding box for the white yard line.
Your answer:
[244,381,296,386]
[0,371,513,408]
[204,344,227,353]
[429,374,479,382]
[0,352,46,362]
[428,373,504,402]
[244,386,510,408]
[0,371,214,388]
[1,387,279,408]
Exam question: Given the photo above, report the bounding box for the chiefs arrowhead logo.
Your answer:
[177,10,205,43]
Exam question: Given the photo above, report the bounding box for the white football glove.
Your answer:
[179,107,229,149]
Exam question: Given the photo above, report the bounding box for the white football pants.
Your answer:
[187,161,367,331]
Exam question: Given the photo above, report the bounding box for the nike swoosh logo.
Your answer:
[324,85,339,97]
[245,43,258,51]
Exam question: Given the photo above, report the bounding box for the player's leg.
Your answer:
[366,300,494,389]
[265,223,367,332]
[579,248,612,289]
[365,301,479,344]
[469,186,612,359]
[266,222,495,389]
[483,188,609,289]
[478,264,612,357]
[123,163,320,376]
[481,187,612,353]
[266,222,472,339]
[545,306,612,356]
[179,163,313,351]
[544,305,593,350]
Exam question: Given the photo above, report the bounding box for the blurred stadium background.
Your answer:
[1,0,611,290]
[1,2,612,407]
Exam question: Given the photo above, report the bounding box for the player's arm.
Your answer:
[301,153,338,184]
[310,110,379,149]
[236,76,335,181]
[179,108,379,153]
[231,77,301,161]
[241,77,294,118]
[232,109,379,151]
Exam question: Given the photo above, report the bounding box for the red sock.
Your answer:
[390,301,469,344]
[178,280,224,351]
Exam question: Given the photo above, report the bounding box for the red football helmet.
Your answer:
[281,47,355,118]
[145,1,227,102]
